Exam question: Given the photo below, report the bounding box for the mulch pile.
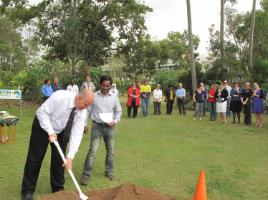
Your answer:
[38,184,176,200]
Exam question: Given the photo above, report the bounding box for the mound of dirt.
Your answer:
[38,184,176,200]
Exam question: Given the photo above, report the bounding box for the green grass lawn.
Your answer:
[1,104,268,200]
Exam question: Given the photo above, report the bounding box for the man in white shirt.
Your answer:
[80,76,122,186]
[176,82,186,115]
[67,79,79,94]
[21,89,93,200]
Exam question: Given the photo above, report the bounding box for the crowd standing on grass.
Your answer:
[40,76,266,128]
[123,79,265,128]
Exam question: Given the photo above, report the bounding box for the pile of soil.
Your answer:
[39,184,176,200]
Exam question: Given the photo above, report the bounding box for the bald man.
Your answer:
[21,89,93,200]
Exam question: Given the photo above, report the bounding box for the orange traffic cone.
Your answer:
[193,170,207,200]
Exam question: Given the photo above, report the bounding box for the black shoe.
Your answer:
[105,173,115,181]
[22,193,33,200]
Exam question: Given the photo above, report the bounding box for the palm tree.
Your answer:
[220,0,225,61]
[220,0,237,72]
[249,0,257,71]
[186,0,197,92]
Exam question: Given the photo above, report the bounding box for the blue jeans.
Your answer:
[209,102,217,121]
[82,122,115,178]
[141,98,150,116]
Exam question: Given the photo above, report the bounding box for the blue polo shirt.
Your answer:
[176,88,186,97]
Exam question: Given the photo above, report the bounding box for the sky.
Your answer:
[29,0,261,57]
[143,0,261,57]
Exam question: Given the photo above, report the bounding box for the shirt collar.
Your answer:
[97,90,112,96]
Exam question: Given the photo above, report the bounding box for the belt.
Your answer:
[93,120,107,126]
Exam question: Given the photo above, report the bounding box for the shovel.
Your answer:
[54,140,88,200]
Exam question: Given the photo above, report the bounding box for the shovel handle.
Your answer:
[53,141,88,200]
[54,141,67,163]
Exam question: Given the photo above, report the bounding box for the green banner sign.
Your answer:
[0,89,22,100]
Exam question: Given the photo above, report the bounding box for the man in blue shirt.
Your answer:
[41,79,54,102]
[176,82,186,115]
[52,77,62,92]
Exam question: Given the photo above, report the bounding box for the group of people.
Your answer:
[41,76,96,101]
[21,75,122,200]
[126,79,265,128]
[127,80,186,118]
[200,80,264,127]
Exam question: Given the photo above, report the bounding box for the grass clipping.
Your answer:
[38,184,176,200]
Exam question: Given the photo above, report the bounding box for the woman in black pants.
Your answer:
[241,82,252,125]
[230,83,242,124]
[165,84,176,115]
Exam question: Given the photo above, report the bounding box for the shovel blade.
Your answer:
[79,192,88,200]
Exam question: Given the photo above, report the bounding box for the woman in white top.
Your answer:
[153,84,162,115]
[81,75,95,91]
[110,83,119,96]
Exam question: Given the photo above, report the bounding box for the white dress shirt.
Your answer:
[36,90,87,159]
[153,89,162,102]
[67,84,79,94]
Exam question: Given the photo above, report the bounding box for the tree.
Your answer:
[36,0,151,78]
[122,31,200,78]
[0,16,26,73]
[220,0,237,72]
[249,0,257,70]
[186,0,197,91]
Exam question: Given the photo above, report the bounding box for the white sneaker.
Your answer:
[193,118,196,120]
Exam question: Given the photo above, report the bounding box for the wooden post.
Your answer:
[12,125,15,143]
[0,126,2,144]
[3,126,6,144]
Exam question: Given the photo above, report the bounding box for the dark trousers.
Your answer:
[166,100,174,114]
[177,98,185,115]
[153,102,161,115]
[21,116,67,195]
[243,103,251,125]
[127,101,138,118]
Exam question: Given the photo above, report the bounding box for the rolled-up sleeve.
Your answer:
[67,110,87,159]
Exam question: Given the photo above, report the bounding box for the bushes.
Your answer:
[152,69,189,90]
[0,59,103,101]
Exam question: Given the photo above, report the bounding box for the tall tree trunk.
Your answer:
[220,0,225,70]
[186,0,197,92]
[249,0,257,71]
[71,0,77,79]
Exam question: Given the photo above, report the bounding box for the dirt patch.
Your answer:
[38,184,176,200]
